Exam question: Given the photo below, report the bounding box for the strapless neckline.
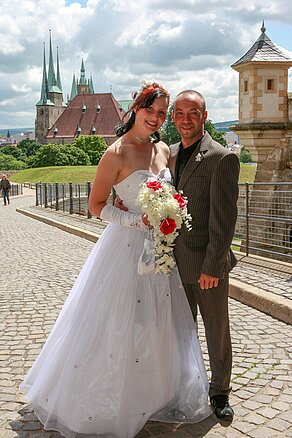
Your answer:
[114,167,169,187]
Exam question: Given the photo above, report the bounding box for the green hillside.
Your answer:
[11,163,257,184]
[11,166,98,184]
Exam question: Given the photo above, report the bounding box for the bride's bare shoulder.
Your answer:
[107,136,131,156]
[101,137,132,174]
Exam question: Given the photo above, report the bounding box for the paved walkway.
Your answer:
[0,189,291,438]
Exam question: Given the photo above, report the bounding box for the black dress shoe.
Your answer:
[210,395,234,426]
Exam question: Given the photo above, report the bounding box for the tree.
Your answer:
[205,120,227,147]
[0,145,26,161]
[28,144,71,167]
[17,139,42,157]
[65,145,91,166]
[240,146,253,163]
[160,103,181,145]
[28,143,91,167]
[0,153,27,170]
[72,135,108,165]
[160,103,227,147]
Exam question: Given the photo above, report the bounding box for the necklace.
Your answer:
[132,133,152,143]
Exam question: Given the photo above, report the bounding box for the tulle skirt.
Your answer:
[20,224,212,438]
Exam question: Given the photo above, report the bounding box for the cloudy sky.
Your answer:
[1,0,292,129]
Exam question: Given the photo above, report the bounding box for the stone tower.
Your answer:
[231,21,292,179]
[35,31,66,144]
[232,22,292,260]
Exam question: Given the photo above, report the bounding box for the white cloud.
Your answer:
[11,84,32,93]
[0,0,291,128]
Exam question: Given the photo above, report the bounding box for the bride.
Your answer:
[20,82,212,438]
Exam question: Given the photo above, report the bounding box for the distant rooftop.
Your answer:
[46,93,125,140]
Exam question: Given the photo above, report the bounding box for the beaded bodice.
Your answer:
[114,168,172,214]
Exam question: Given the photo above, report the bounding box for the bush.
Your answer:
[17,139,42,157]
[240,147,253,163]
[28,143,92,168]
[0,145,26,161]
[29,144,71,167]
[72,135,108,164]
[65,145,91,166]
[0,153,27,170]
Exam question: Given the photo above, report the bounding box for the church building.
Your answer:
[35,32,125,145]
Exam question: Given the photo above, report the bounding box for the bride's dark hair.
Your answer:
[116,82,170,143]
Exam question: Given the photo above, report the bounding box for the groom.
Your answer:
[169,90,240,425]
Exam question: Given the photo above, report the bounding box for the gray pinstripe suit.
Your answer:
[169,131,240,398]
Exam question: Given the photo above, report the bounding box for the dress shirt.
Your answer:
[175,137,203,185]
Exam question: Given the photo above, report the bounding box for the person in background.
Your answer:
[0,174,11,206]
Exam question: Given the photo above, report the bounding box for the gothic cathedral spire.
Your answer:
[56,46,63,92]
[70,73,78,100]
[48,30,61,93]
[36,42,51,106]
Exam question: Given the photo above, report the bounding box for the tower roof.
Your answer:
[47,30,62,94]
[56,46,63,92]
[89,75,95,93]
[232,21,292,68]
[79,58,87,86]
[70,73,78,100]
[36,42,54,106]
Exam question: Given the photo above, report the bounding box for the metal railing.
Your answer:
[36,182,92,218]
[35,181,292,263]
[234,182,292,263]
[1,184,23,197]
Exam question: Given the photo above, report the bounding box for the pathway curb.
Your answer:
[16,207,99,243]
[229,278,292,325]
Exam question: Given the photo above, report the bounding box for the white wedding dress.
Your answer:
[21,168,212,438]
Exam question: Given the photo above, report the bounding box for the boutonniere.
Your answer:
[195,152,202,162]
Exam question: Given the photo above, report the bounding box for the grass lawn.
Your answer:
[239,163,257,183]
[11,166,97,184]
[11,162,257,184]
[231,238,242,252]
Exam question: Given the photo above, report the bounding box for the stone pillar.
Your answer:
[242,131,292,262]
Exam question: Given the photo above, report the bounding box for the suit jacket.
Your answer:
[169,132,240,284]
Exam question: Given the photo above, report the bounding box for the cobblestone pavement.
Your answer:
[231,259,292,301]
[0,191,291,438]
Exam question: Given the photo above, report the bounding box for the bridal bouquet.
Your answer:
[137,178,192,275]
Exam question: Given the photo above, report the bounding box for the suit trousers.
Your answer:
[183,277,232,398]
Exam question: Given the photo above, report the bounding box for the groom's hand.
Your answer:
[142,214,151,227]
[198,273,219,290]
[115,195,150,227]
[114,195,128,211]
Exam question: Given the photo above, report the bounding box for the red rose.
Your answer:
[173,193,187,209]
[160,218,177,235]
[146,181,162,191]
